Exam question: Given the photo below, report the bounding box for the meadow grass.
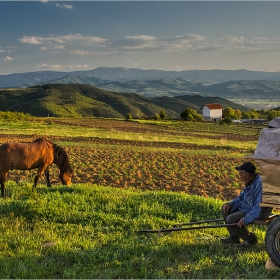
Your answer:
[0,183,278,279]
[0,117,277,279]
[137,119,264,136]
[0,119,258,151]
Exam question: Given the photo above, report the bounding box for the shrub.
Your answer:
[0,111,34,121]
[154,113,161,120]
[125,113,133,120]
[219,117,232,125]
[180,107,203,121]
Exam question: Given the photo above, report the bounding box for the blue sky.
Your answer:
[1,1,280,74]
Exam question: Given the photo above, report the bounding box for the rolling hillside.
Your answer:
[1,68,280,108]
[0,84,248,118]
[47,75,280,100]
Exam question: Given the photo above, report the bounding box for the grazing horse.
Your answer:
[0,138,73,197]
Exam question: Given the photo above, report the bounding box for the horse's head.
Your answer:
[54,144,73,185]
[60,171,72,185]
[60,167,73,185]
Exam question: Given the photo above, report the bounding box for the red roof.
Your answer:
[201,103,223,110]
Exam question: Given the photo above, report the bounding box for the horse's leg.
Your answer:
[32,175,40,190]
[33,165,51,190]
[33,167,45,190]
[0,171,9,198]
[44,166,52,187]
[0,183,4,198]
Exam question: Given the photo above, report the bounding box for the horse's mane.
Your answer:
[33,138,48,143]
[53,143,73,174]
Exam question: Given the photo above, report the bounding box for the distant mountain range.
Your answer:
[79,78,280,99]
[2,67,280,88]
[0,84,248,118]
[1,67,280,102]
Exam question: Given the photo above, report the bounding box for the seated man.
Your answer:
[221,161,272,247]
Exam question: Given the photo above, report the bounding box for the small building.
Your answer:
[201,103,223,122]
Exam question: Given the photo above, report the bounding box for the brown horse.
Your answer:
[0,138,73,197]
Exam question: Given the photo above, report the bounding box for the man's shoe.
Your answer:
[236,234,258,248]
[220,235,241,244]
[236,240,257,247]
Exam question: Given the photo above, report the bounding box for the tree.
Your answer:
[267,110,280,121]
[248,110,259,119]
[125,113,132,120]
[159,110,167,120]
[180,107,203,121]
[242,111,251,119]
[223,107,235,119]
[234,109,242,119]
[154,113,161,120]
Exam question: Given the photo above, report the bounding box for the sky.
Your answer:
[1,1,280,74]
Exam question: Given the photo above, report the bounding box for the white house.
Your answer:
[201,103,223,122]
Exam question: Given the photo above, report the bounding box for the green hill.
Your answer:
[0,84,248,118]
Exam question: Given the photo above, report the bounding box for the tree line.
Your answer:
[181,106,280,122]
[0,111,34,121]
[126,107,280,123]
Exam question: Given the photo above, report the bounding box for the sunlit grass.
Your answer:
[0,183,278,279]
[0,119,258,151]
[0,117,278,278]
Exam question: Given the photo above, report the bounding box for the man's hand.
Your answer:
[222,203,230,214]
[238,219,245,228]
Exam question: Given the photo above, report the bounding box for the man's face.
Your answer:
[238,170,251,185]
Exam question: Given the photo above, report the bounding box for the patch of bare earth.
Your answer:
[0,120,254,201]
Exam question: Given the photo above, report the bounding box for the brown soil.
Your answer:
[0,119,255,201]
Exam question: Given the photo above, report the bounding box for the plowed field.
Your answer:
[0,119,260,201]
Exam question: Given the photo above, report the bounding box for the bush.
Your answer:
[125,113,133,120]
[219,117,232,125]
[154,113,161,120]
[159,110,167,120]
[180,107,203,121]
[0,111,34,121]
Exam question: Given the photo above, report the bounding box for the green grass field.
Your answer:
[0,183,278,279]
[0,117,279,279]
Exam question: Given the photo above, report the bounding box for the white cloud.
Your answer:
[19,33,280,58]
[112,34,207,52]
[125,35,156,40]
[61,34,107,44]
[19,34,107,51]
[56,3,73,9]
[69,64,90,69]
[19,36,43,45]
[70,50,92,55]
[117,35,156,50]
[36,63,63,70]
[4,56,13,61]
[216,35,280,53]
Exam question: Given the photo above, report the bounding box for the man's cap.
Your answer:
[235,162,257,174]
